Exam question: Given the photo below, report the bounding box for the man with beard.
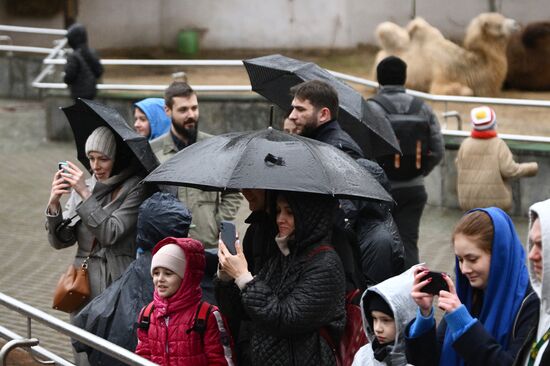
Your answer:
[288,80,364,159]
[150,81,242,248]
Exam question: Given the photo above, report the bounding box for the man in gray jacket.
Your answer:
[368,56,444,268]
[150,82,242,248]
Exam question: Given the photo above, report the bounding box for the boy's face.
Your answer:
[153,267,182,298]
[372,310,396,345]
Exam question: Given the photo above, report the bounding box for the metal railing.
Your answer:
[2,23,550,143]
[0,292,157,366]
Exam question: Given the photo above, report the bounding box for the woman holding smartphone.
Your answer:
[405,207,539,366]
[46,127,147,364]
[215,191,346,366]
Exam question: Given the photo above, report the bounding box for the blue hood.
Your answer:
[134,98,171,140]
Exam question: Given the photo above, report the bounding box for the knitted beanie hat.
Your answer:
[377,56,407,86]
[471,106,497,131]
[85,126,117,160]
[366,292,394,319]
[151,243,186,279]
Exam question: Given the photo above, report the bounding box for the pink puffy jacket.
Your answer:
[136,237,234,366]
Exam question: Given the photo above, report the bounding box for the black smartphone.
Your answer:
[220,221,237,255]
[420,271,449,295]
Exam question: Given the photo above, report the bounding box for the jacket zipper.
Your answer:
[288,336,296,366]
[164,317,170,361]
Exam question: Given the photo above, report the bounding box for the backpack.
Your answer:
[309,245,367,366]
[137,300,214,338]
[370,94,431,181]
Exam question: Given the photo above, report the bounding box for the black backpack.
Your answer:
[370,94,431,181]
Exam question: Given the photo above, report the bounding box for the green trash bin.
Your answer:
[178,29,199,56]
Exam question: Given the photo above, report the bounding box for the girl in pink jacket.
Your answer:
[136,237,234,365]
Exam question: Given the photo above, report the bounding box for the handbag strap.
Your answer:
[81,239,99,269]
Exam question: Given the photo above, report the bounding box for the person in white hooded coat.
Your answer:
[352,267,417,366]
[514,199,550,366]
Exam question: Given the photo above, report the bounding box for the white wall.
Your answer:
[1,0,549,50]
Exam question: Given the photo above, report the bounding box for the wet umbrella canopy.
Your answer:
[144,128,392,202]
[243,54,400,158]
[61,99,159,173]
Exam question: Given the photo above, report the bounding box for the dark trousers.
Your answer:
[391,185,428,269]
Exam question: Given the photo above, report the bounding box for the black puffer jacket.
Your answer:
[215,192,346,366]
[64,23,103,99]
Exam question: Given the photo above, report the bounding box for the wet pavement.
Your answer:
[0,98,530,363]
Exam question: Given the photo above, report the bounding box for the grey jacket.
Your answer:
[368,85,444,189]
[352,267,417,366]
[46,168,146,311]
[150,131,243,248]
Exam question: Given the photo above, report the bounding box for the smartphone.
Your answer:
[58,161,69,173]
[419,271,449,295]
[220,221,237,255]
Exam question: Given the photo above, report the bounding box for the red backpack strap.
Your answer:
[307,245,334,258]
[187,301,214,337]
[137,301,155,331]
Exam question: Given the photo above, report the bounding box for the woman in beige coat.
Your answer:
[46,127,147,364]
[455,106,538,211]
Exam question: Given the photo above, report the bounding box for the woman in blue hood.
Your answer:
[133,98,171,140]
[405,207,539,366]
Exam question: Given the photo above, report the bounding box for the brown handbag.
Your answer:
[52,240,97,313]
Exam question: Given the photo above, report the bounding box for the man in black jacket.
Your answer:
[368,56,444,268]
[289,80,364,159]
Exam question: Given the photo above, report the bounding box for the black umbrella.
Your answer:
[243,54,400,158]
[143,128,392,202]
[61,99,159,173]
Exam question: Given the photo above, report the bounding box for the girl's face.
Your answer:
[133,108,151,138]
[454,233,492,289]
[88,151,114,182]
[372,310,396,345]
[276,195,295,237]
[152,267,182,298]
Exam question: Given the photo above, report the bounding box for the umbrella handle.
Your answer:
[269,105,274,127]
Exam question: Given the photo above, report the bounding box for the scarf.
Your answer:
[439,207,529,366]
[471,129,497,139]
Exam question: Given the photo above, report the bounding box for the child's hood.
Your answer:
[152,237,205,315]
[359,266,418,347]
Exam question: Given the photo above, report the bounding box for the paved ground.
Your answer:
[0,98,530,365]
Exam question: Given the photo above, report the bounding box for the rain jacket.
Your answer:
[367,85,444,188]
[134,98,171,140]
[514,199,550,366]
[456,135,538,211]
[64,23,103,99]
[46,167,147,312]
[136,237,234,365]
[151,131,243,248]
[342,158,404,285]
[405,207,539,366]
[214,192,346,366]
[352,267,417,366]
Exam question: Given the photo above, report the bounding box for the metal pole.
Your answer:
[0,338,39,365]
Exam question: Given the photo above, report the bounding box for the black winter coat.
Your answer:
[215,192,346,366]
[512,306,550,366]
[340,158,404,285]
[405,288,539,366]
[311,119,364,160]
[64,24,103,100]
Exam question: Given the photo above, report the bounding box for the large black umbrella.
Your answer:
[61,99,159,173]
[243,54,400,158]
[143,128,392,202]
